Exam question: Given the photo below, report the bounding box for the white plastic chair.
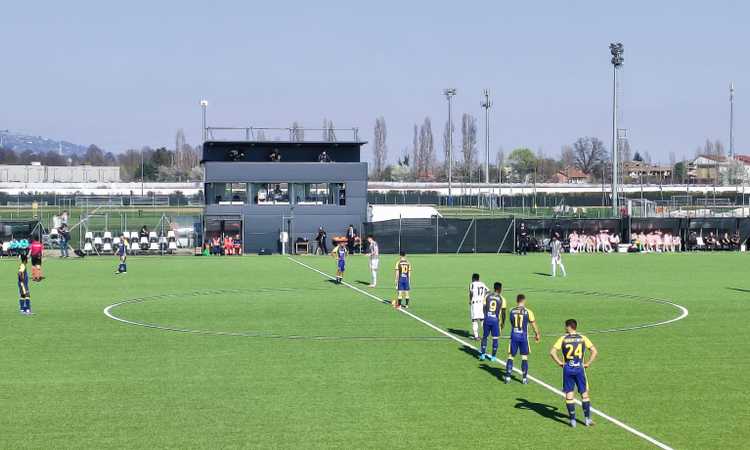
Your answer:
[130,240,140,252]
[84,231,94,241]
[103,242,113,253]
[168,241,178,252]
[94,235,103,246]
[167,230,176,239]
[83,241,94,253]
[113,236,121,246]
[103,231,112,241]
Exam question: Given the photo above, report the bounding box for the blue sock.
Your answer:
[19,299,24,311]
[582,401,591,418]
[521,359,528,377]
[480,337,488,355]
[491,339,498,357]
[24,299,31,311]
[566,401,576,420]
[506,358,513,377]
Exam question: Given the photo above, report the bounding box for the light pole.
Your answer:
[140,147,144,196]
[200,100,208,142]
[481,89,492,184]
[609,42,624,216]
[443,88,456,204]
[730,82,735,158]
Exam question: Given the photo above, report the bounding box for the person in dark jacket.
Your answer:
[315,227,328,255]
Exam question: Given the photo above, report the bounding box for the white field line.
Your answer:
[288,256,676,450]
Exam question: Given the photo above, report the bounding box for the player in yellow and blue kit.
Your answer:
[18,254,32,315]
[115,235,128,275]
[550,319,598,428]
[504,294,540,384]
[393,251,411,309]
[330,242,348,284]
[478,282,506,362]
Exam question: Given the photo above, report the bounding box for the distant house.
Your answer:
[623,161,672,182]
[688,155,729,183]
[553,167,590,184]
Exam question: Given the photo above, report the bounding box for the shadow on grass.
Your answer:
[727,287,750,293]
[514,398,571,426]
[447,328,473,338]
[533,272,552,277]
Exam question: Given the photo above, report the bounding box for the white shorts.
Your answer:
[369,258,379,270]
[470,303,484,320]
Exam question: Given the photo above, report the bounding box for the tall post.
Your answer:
[730,82,735,158]
[444,88,457,204]
[200,100,208,143]
[140,147,144,196]
[481,89,492,184]
[609,43,624,217]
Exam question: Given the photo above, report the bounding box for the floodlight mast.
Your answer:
[730,82,735,158]
[444,88,457,203]
[200,100,208,143]
[481,89,492,184]
[609,43,624,216]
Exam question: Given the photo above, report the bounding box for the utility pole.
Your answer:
[481,89,492,184]
[609,43,624,217]
[443,89,457,204]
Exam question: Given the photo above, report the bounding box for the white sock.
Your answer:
[560,263,567,276]
[552,263,556,277]
[472,321,479,338]
[372,270,377,285]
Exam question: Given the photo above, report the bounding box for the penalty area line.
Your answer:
[288,256,674,450]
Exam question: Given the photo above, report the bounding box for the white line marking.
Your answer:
[289,257,676,450]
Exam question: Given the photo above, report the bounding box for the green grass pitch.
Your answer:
[2,252,749,449]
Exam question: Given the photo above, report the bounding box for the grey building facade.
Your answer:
[202,141,368,253]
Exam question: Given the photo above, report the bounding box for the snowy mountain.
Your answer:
[0,131,91,156]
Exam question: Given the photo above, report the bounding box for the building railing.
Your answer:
[206,126,360,142]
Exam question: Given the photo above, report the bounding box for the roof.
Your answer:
[558,167,588,178]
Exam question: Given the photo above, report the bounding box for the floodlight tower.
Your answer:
[481,89,492,184]
[443,88,457,203]
[609,42,624,216]
[730,82,735,158]
[200,99,208,142]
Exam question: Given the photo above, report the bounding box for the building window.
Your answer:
[295,183,334,205]
[254,183,289,205]
[206,183,247,205]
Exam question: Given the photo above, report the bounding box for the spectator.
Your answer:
[346,224,356,253]
[60,210,69,225]
[315,226,328,255]
[211,236,222,255]
[268,149,282,162]
[731,232,741,250]
[224,235,234,255]
[318,151,332,162]
[30,238,43,281]
[139,226,149,239]
[59,224,70,258]
[233,234,243,255]
[518,223,529,255]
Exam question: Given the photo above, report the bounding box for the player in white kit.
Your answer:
[367,235,379,287]
[469,273,489,340]
[550,234,567,277]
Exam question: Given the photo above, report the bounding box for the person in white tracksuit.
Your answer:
[550,234,567,277]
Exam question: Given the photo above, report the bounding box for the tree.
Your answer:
[633,151,643,162]
[291,122,304,142]
[495,148,505,183]
[560,145,575,168]
[507,148,536,181]
[442,119,455,180]
[673,161,687,182]
[372,117,388,179]
[620,139,632,162]
[83,145,105,165]
[411,124,419,179]
[461,113,477,181]
[572,137,607,175]
[417,117,435,179]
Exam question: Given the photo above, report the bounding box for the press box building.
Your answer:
[202,138,368,253]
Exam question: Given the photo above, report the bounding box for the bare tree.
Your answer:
[461,113,477,181]
[418,117,434,179]
[560,145,575,168]
[714,139,725,157]
[175,129,186,169]
[411,124,419,179]
[291,122,304,142]
[372,117,388,179]
[620,139,632,162]
[496,148,505,183]
[572,137,607,175]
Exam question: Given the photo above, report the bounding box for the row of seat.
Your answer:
[82,231,178,254]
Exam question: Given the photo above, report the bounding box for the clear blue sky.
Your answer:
[0,1,746,164]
